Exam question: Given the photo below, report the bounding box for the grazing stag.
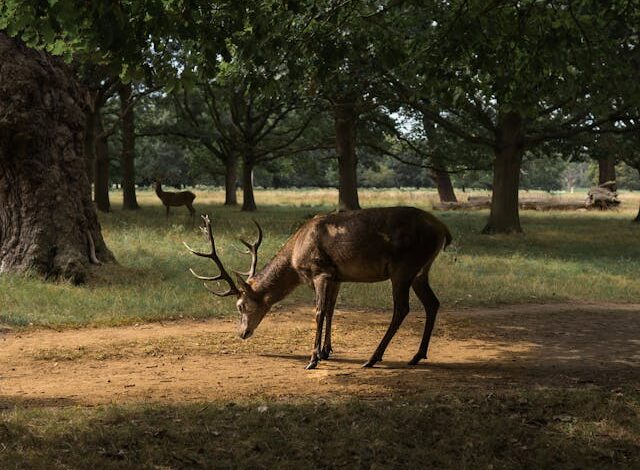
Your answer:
[155,181,196,218]
[184,207,452,369]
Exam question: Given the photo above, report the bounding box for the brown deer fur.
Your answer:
[187,206,452,369]
[155,181,196,218]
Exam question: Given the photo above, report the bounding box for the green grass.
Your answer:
[2,388,638,469]
[1,188,639,328]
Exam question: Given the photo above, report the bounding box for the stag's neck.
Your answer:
[250,242,301,306]
[155,183,163,197]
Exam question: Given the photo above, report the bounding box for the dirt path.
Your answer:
[1,302,639,407]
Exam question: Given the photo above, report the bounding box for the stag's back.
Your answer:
[291,207,451,283]
[155,182,196,206]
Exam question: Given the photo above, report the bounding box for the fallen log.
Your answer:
[434,197,587,211]
[585,181,620,209]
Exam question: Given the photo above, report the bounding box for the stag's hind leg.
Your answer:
[363,273,412,368]
[320,282,340,360]
[408,268,440,365]
[306,276,339,369]
[187,202,195,217]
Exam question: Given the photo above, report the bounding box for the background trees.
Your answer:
[381,0,640,232]
[2,0,640,282]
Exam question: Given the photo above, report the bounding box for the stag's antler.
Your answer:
[183,215,240,297]
[235,219,263,279]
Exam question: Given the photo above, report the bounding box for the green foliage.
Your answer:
[384,0,640,154]
[0,1,240,82]
[617,162,640,190]
[521,156,569,192]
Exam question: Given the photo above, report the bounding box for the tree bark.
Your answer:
[482,112,524,234]
[598,156,616,185]
[334,102,360,211]
[93,113,111,212]
[119,83,139,210]
[0,33,114,283]
[241,160,256,212]
[430,166,457,203]
[224,154,238,206]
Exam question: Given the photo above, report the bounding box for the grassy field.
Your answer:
[0,188,639,328]
[2,188,639,468]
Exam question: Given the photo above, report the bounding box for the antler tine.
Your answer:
[237,219,264,279]
[188,268,223,281]
[232,246,251,255]
[183,214,240,297]
[202,282,237,297]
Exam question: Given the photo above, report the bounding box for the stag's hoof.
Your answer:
[319,348,332,360]
[408,354,426,365]
[305,361,318,370]
[362,359,379,368]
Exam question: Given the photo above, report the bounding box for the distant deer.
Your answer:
[184,207,452,369]
[155,181,196,218]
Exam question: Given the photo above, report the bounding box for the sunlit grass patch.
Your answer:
[0,188,638,328]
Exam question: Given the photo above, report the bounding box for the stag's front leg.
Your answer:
[306,276,338,369]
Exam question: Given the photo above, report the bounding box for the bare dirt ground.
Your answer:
[1,302,639,407]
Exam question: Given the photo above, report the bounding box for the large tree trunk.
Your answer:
[482,112,524,234]
[93,113,110,212]
[430,166,457,203]
[0,34,114,283]
[334,102,360,211]
[224,154,238,206]
[241,160,256,212]
[119,83,139,210]
[598,156,616,185]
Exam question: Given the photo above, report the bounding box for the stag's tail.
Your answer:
[443,225,452,251]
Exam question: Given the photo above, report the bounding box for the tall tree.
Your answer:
[598,156,617,185]
[0,0,235,279]
[0,34,113,281]
[175,77,325,211]
[385,0,640,233]
[237,2,400,210]
[80,70,119,212]
[170,85,241,206]
[119,82,140,210]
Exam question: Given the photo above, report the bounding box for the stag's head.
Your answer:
[184,215,267,339]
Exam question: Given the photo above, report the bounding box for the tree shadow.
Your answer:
[1,390,638,469]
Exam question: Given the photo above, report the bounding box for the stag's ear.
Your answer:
[234,272,252,293]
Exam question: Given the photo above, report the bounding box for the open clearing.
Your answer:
[2,302,639,407]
